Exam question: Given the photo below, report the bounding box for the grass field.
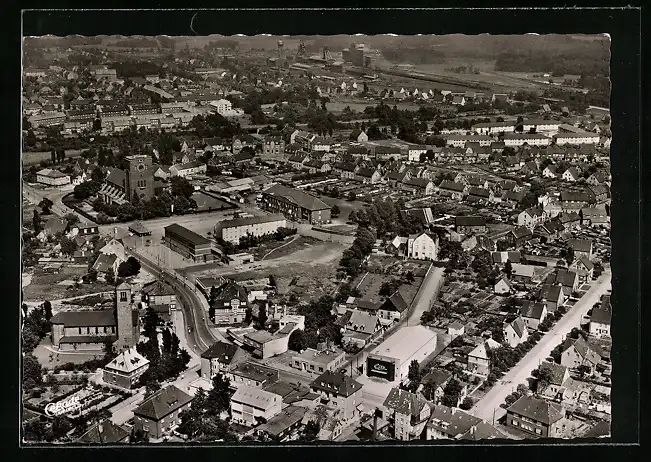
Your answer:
[255,235,321,261]
[22,266,114,302]
[22,150,85,166]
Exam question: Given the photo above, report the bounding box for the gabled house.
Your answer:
[503,316,529,347]
[537,284,566,313]
[506,226,534,248]
[560,336,601,373]
[506,395,565,438]
[455,216,487,234]
[492,251,522,265]
[562,167,580,182]
[132,385,194,439]
[568,238,593,260]
[333,161,357,180]
[571,256,594,284]
[403,177,435,196]
[545,269,579,296]
[200,341,245,380]
[92,253,121,279]
[580,207,609,227]
[558,212,582,230]
[438,180,467,200]
[355,167,381,184]
[418,368,452,404]
[407,232,439,261]
[519,301,548,330]
[501,190,526,209]
[466,187,492,203]
[377,291,409,324]
[467,338,501,376]
[494,277,514,295]
[349,129,368,143]
[518,206,546,230]
[310,370,363,421]
[542,165,558,179]
[342,310,383,347]
[382,387,431,441]
[589,295,611,338]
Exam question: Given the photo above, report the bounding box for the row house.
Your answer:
[333,161,358,179]
[402,178,435,196]
[466,187,493,203]
[437,180,467,200]
[355,167,381,184]
[304,159,331,174]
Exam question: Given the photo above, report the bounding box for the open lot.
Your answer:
[187,240,347,302]
[255,235,321,261]
[22,265,114,302]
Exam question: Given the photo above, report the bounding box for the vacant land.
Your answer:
[192,191,234,212]
[256,235,321,261]
[190,240,347,303]
[33,338,103,369]
[22,150,86,166]
[23,265,114,302]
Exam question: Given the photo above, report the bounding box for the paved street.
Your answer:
[23,182,82,221]
[406,265,445,326]
[470,271,612,422]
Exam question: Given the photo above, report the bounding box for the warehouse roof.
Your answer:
[263,184,330,211]
[369,325,436,363]
[164,223,210,246]
[218,213,286,230]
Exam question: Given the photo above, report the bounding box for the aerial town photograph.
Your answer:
[21,32,613,444]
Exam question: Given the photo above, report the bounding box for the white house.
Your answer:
[494,277,514,295]
[562,168,581,182]
[230,386,283,427]
[518,206,546,230]
[503,317,529,348]
[169,160,207,178]
[36,168,71,187]
[407,232,439,261]
[209,99,233,116]
[502,133,551,147]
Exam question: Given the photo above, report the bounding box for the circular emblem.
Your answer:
[136,163,146,172]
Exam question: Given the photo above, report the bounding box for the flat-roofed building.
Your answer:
[230,386,283,427]
[366,326,437,384]
[163,224,213,263]
[291,344,347,376]
[215,214,287,245]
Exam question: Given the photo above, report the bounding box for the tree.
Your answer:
[407,360,421,392]
[244,307,253,324]
[504,259,513,278]
[42,300,53,321]
[39,198,54,214]
[299,420,320,442]
[105,267,115,285]
[347,191,357,201]
[64,213,79,229]
[60,236,78,257]
[117,256,142,278]
[32,209,42,233]
[288,329,306,352]
[145,380,161,398]
[331,204,340,218]
[207,373,232,415]
[256,304,268,329]
[460,397,474,410]
[23,353,43,386]
[535,366,554,390]
[441,378,464,407]
[130,427,150,443]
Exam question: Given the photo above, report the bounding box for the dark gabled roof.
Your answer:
[511,226,533,239]
[427,404,482,438]
[519,301,546,320]
[568,238,592,253]
[507,395,565,425]
[503,190,525,202]
[562,336,601,364]
[51,309,116,327]
[523,206,544,218]
[560,190,591,202]
[105,168,126,188]
[540,361,568,386]
[76,420,129,444]
[216,279,248,302]
[546,269,578,288]
[201,340,239,362]
[263,184,330,211]
[311,370,362,398]
[405,177,432,189]
[379,291,408,313]
[439,180,466,192]
[590,296,611,325]
[142,279,176,297]
[356,167,377,178]
[468,187,490,198]
[383,387,429,417]
[335,161,357,172]
[576,255,595,271]
[133,385,193,421]
[538,284,563,302]
[455,216,486,227]
[421,368,452,390]
[508,316,527,338]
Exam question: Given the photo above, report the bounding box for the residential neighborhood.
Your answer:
[21,32,613,444]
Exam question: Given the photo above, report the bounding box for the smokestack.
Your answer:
[451,407,457,415]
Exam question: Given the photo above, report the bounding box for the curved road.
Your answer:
[127,246,225,356]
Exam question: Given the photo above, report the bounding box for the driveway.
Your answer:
[470,271,612,422]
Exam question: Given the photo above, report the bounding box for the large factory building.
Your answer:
[365,326,437,384]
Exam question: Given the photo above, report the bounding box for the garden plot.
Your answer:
[22,265,114,302]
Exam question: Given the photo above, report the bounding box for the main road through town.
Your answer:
[470,271,612,423]
[126,245,226,355]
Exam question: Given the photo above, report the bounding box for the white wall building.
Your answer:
[553,133,601,145]
[230,386,283,427]
[407,232,439,261]
[36,168,71,186]
[502,133,551,147]
[215,214,287,245]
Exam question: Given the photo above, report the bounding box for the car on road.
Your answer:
[188,327,193,333]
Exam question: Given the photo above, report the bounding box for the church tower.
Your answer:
[125,154,154,203]
[115,282,137,352]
